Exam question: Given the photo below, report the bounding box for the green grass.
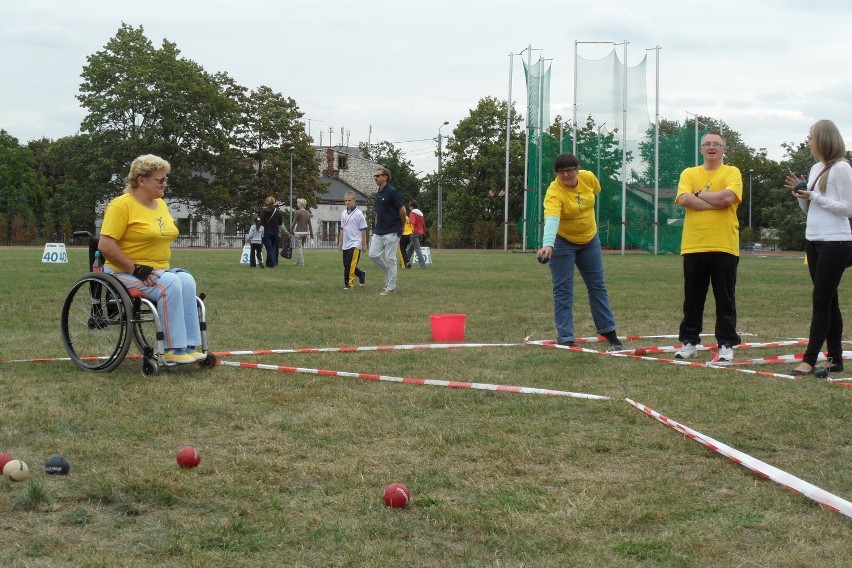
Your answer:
[0,246,849,566]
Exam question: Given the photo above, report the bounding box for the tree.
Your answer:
[0,130,46,243]
[227,85,323,221]
[439,96,525,247]
[77,23,241,213]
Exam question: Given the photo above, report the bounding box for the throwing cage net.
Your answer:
[522,46,703,253]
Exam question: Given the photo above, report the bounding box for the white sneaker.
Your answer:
[717,345,734,362]
[674,342,697,359]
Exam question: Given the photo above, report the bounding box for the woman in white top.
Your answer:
[784,119,852,376]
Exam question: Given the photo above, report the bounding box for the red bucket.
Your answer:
[430,314,466,342]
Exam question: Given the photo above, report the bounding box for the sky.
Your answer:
[3,0,852,177]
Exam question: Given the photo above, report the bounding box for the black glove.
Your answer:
[133,264,154,281]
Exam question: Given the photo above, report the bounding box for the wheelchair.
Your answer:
[60,231,216,377]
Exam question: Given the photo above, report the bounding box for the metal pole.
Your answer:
[504,52,515,251]
[652,46,660,255]
[437,121,449,248]
[748,170,753,229]
[289,148,295,227]
[620,40,628,256]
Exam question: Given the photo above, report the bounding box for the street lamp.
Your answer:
[289,147,295,227]
[747,169,753,229]
[437,121,449,248]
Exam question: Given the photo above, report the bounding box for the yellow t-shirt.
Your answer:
[402,217,413,236]
[100,193,179,270]
[543,170,600,245]
[676,164,743,255]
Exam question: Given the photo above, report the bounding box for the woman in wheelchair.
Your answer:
[97,154,203,366]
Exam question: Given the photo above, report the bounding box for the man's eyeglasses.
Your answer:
[373,174,386,178]
[700,142,724,148]
[556,167,578,174]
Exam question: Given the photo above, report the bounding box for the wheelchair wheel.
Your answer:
[61,273,134,372]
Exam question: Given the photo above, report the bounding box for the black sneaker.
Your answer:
[358,272,365,286]
[557,340,575,347]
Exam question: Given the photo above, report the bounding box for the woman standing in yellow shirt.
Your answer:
[536,153,623,349]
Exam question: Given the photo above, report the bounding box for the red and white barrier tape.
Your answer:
[626,398,852,518]
[210,342,522,356]
[712,350,851,367]
[541,339,807,354]
[216,359,612,401]
[529,340,801,380]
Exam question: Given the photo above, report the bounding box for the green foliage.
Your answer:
[441,96,525,241]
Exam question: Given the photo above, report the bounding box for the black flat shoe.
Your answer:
[790,367,814,377]
[817,363,844,373]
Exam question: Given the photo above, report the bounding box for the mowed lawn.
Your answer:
[0,246,849,567]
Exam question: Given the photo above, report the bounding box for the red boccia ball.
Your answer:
[176,446,201,469]
[383,483,411,508]
[634,348,647,356]
[0,452,12,472]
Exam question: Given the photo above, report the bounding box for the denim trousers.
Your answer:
[549,234,616,343]
[802,240,852,366]
[262,232,279,267]
[108,267,201,350]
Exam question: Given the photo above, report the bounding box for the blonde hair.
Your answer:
[124,154,170,194]
[810,120,847,193]
[265,196,276,206]
[297,198,307,208]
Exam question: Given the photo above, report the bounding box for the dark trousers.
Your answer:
[249,243,263,267]
[802,240,852,366]
[342,247,365,288]
[399,235,412,266]
[679,252,741,348]
[262,232,280,267]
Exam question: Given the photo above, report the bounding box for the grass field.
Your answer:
[0,246,849,567]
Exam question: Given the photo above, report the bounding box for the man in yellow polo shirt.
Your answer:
[674,132,743,362]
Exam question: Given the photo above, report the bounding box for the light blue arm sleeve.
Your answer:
[542,215,559,247]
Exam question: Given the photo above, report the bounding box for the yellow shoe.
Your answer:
[187,350,206,362]
[164,350,196,366]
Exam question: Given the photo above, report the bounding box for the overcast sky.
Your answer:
[3,0,852,176]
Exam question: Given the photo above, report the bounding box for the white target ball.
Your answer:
[3,459,29,482]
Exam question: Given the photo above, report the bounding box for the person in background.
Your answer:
[338,190,368,289]
[536,153,624,350]
[97,154,203,365]
[784,119,852,376]
[245,216,264,268]
[398,205,413,269]
[291,198,313,267]
[406,199,427,268]
[368,166,407,295]
[259,196,283,268]
[673,132,743,363]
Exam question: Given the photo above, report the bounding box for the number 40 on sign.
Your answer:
[42,243,68,263]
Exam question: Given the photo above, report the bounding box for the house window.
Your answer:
[337,155,348,170]
[321,221,339,245]
[175,217,191,235]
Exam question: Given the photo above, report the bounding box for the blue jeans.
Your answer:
[262,232,280,267]
[549,234,616,343]
[107,267,201,350]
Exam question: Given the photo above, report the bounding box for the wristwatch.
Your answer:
[693,190,703,197]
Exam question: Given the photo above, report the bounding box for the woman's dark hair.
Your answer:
[553,153,580,171]
[409,200,419,209]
